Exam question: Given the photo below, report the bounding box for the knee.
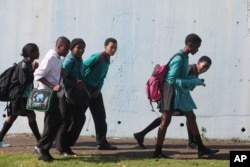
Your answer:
[161,113,172,127]
[186,112,196,121]
[6,115,17,123]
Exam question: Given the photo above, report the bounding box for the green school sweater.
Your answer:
[83,52,110,90]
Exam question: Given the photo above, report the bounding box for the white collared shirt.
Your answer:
[34,49,62,89]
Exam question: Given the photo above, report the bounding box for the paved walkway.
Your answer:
[1,134,249,160]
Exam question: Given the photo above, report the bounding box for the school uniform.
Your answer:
[56,52,88,153]
[83,52,116,149]
[161,50,205,112]
[34,49,63,152]
[9,58,34,116]
[0,58,41,146]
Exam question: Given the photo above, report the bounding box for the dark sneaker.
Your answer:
[134,133,145,149]
[34,146,54,162]
[60,150,77,156]
[153,152,168,158]
[187,142,197,149]
[97,142,117,150]
[198,148,219,158]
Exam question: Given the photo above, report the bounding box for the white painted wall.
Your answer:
[0,0,250,140]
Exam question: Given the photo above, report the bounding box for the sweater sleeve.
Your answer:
[83,53,100,69]
[167,56,205,92]
[175,76,205,92]
[166,55,184,85]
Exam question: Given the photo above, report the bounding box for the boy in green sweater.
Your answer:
[82,38,118,150]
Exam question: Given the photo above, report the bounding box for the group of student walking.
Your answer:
[0,36,118,162]
[0,33,219,162]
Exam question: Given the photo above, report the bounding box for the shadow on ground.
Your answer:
[1,134,249,161]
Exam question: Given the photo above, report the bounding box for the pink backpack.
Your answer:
[145,54,182,111]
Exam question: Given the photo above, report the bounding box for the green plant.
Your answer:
[200,126,208,141]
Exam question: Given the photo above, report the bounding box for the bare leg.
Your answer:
[154,111,173,157]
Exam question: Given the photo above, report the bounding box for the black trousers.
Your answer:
[67,100,86,146]
[37,96,62,151]
[66,92,107,146]
[56,95,73,152]
[56,95,86,151]
[86,92,107,145]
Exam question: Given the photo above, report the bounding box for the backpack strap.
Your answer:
[151,53,184,112]
[168,53,184,65]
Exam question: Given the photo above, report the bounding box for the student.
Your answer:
[81,38,118,150]
[153,33,219,158]
[33,36,70,162]
[0,43,40,147]
[56,38,89,156]
[134,56,212,149]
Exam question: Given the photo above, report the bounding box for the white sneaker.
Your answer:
[0,141,10,147]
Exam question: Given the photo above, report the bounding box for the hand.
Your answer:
[193,78,206,87]
[91,90,100,99]
[52,85,61,92]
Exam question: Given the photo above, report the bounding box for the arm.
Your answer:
[167,56,205,92]
[175,76,205,92]
[83,53,100,67]
[83,53,101,75]
[34,55,61,91]
[166,55,185,85]
[38,77,61,91]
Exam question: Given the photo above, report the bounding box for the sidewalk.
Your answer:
[1,134,249,159]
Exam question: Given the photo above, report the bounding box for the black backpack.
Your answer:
[0,63,17,101]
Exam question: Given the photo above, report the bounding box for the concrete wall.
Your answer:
[0,0,250,140]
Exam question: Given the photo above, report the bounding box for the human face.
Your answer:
[196,61,210,74]
[58,43,70,57]
[189,42,201,55]
[105,42,117,56]
[71,43,85,58]
[31,50,40,60]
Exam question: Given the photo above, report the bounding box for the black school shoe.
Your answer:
[153,152,168,158]
[134,133,146,149]
[97,141,117,150]
[198,148,219,158]
[34,146,54,162]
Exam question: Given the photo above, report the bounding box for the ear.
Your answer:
[187,42,193,47]
[56,45,62,53]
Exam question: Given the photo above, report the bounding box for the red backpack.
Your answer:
[145,54,182,111]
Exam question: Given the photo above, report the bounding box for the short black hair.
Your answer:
[185,33,202,45]
[198,55,212,65]
[104,38,117,46]
[21,43,39,57]
[56,36,70,47]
